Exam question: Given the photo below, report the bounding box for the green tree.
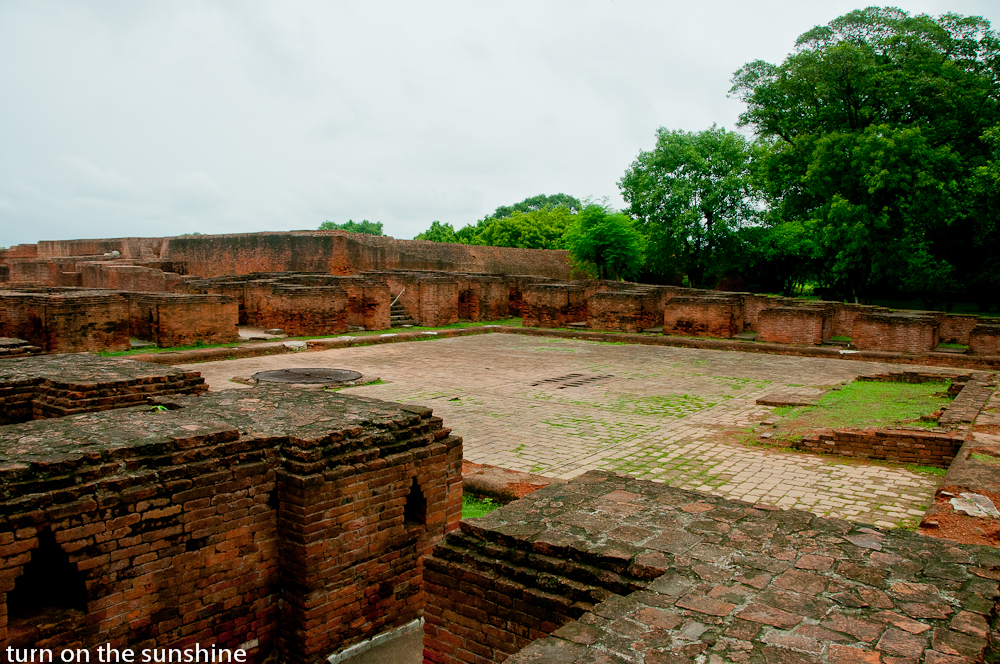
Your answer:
[564,205,644,281]
[414,221,459,243]
[492,193,582,219]
[476,206,575,249]
[318,219,384,235]
[731,8,1000,303]
[619,125,760,287]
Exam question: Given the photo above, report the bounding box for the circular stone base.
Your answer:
[251,368,363,385]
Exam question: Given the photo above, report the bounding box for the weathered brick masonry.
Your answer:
[757,305,833,345]
[796,428,965,468]
[0,383,462,662]
[663,294,744,339]
[0,354,206,425]
[852,312,940,354]
[971,323,1000,356]
[0,289,131,353]
[130,293,238,347]
[426,470,1000,664]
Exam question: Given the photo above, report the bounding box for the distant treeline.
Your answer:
[401,8,1000,311]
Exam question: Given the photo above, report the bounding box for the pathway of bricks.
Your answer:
[181,334,948,528]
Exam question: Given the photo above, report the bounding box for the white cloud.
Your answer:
[0,0,996,244]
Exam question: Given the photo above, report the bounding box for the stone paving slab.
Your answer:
[179,335,955,528]
[440,470,1000,664]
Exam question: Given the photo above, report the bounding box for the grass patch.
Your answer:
[98,340,242,356]
[936,342,969,350]
[970,452,1000,465]
[829,335,852,342]
[462,494,500,519]
[774,381,950,433]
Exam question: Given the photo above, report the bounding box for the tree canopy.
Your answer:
[619,126,760,287]
[318,219,384,236]
[731,7,1000,305]
[491,193,583,219]
[564,205,644,281]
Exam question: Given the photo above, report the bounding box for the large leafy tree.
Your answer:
[475,205,575,249]
[414,221,459,243]
[318,219,384,236]
[619,126,760,287]
[491,193,582,219]
[412,195,582,249]
[564,205,644,281]
[731,8,1000,304]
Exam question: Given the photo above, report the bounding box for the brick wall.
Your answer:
[970,324,1000,356]
[455,275,508,322]
[938,314,980,345]
[130,294,239,347]
[796,428,964,468]
[587,288,663,333]
[757,306,831,345]
[0,387,462,663]
[663,295,743,338]
[80,263,188,293]
[521,284,589,328]
[830,303,889,339]
[159,232,573,279]
[0,290,131,353]
[852,312,938,354]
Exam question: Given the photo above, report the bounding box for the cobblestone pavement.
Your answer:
[181,334,947,528]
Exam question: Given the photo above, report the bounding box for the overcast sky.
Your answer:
[1,1,997,246]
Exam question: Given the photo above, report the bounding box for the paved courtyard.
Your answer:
[180,333,947,528]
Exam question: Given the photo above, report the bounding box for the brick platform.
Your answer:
[0,384,462,662]
[970,324,1000,356]
[425,470,1000,664]
[0,354,206,424]
[0,288,131,352]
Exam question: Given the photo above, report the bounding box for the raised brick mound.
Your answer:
[0,384,462,661]
[0,354,206,424]
[425,470,1000,664]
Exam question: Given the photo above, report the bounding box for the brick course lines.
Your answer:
[0,385,461,662]
[425,471,1000,664]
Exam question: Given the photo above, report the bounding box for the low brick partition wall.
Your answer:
[0,354,206,424]
[425,470,1000,664]
[795,428,965,467]
[455,274,509,321]
[970,323,1000,356]
[0,288,130,352]
[521,283,589,328]
[939,313,980,345]
[830,303,891,339]
[0,384,462,662]
[757,305,833,345]
[663,294,743,338]
[587,287,664,333]
[129,293,238,347]
[853,311,939,354]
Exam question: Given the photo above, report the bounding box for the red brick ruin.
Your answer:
[3,230,1000,663]
[2,230,999,357]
